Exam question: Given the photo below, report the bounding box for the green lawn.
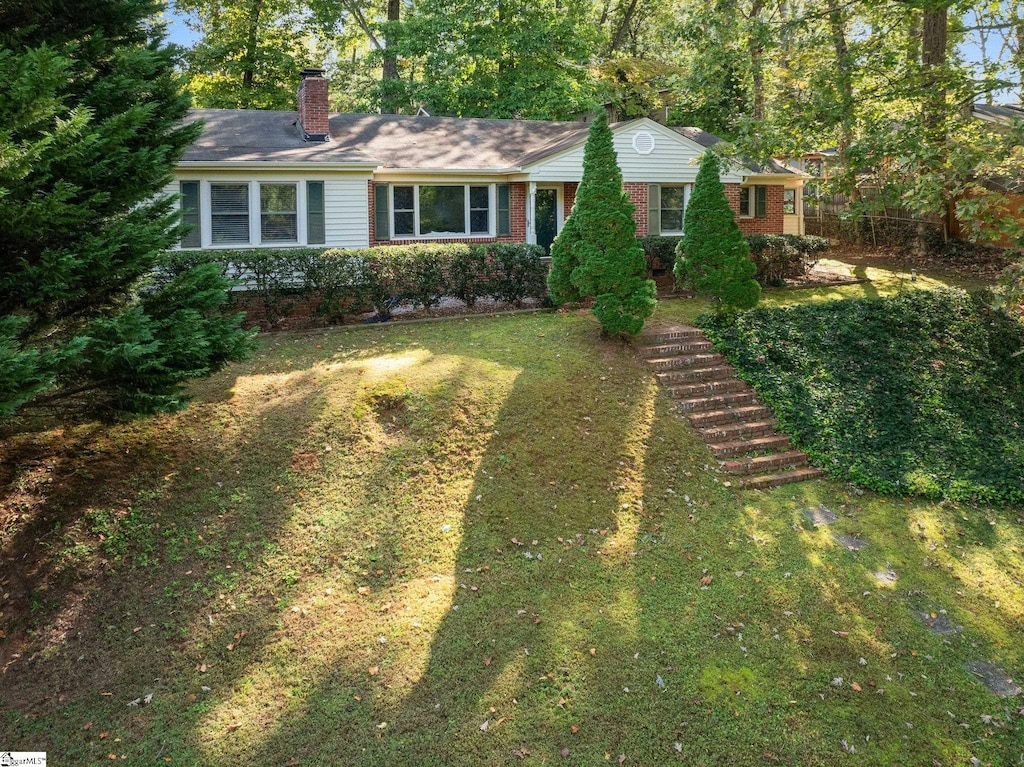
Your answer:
[1,263,1022,765]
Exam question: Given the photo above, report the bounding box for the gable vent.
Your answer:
[632,131,656,155]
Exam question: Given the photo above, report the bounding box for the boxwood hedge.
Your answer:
[699,288,1024,505]
[158,242,549,324]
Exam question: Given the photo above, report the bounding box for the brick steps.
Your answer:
[675,389,758,411]
[688,405,772,428]
[699,419,778,442]
[641,340,714,358]
[665,379,750,399]
[647,353,726,371]
[740,468,823,490]
[640,324,819,491]
[655,365,734,385]
[709,434,791,458]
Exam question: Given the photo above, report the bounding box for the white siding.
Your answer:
[324,177,370,247]
[525,120,746,184]
[168,170,372,249]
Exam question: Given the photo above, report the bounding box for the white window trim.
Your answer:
[389,183,497,240]
[180,179,317,250]
[258,182,301,245]
[659,183,691,236]
[529,184,563,247]
[739,185,757,219]
[782,187,797,216]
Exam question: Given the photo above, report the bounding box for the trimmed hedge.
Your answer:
[639,234,829,286]
[699,288,1024,505]
[159,243,549,324]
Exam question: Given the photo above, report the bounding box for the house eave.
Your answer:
[177,160,380,171]
[374,166,524,175]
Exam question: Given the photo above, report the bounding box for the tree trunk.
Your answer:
[1015,15,1024,104]
[241,0,264,105]
[748,0,765,121]
[827,0,859,232]
[380,0,400,114]
[608,0,641,55]
[920,3,950,247]
[921,4,948,138]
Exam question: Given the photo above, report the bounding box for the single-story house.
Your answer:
[169,68,805,254]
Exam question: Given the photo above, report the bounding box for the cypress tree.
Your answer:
[563,112,656,335]
[547,210,583,305]
[0,0,255,417]
[675,152,761,312]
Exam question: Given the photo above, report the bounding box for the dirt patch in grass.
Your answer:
[829,243,1013,286]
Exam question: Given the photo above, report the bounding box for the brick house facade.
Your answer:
[173,71,803,253]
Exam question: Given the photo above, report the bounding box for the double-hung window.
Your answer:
[646,183,690,236]
[782,188,796,215]
[210,183,251,244]
[739,185,767,218]
[659,186,686,233]
[260,183,298,243]
[386,185,493,238]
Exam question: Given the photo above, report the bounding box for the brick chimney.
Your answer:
[298,68,329,142]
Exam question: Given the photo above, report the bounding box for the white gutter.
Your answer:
[178,160,380,171]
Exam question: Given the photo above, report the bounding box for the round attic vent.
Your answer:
[632,130,656,155]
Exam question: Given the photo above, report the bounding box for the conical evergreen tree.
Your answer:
[547,209,583,305]
[675,152,760,312]
[0,0,255,417]
[561,112,656,335]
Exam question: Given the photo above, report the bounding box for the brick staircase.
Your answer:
[640,324,822,490]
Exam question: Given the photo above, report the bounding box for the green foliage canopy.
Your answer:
[0,0,255,418]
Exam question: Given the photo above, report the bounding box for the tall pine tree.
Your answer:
[563,113,656,336]
[674,152,760,313]
[0,0,255,418]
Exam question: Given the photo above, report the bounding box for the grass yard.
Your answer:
[2,264,1023,765]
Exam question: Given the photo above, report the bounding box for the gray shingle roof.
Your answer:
[181,109,591,169]
[180,109,792,174]
[328,113,590,169]
[972,103,1024,124]
[180,110,377,164]
[671,127,795,175]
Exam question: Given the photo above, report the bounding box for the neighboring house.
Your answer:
[170,69,804,254]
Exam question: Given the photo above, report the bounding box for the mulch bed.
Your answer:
[828,244,1015,283]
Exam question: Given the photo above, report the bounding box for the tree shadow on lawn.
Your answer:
[0,366,340,759]
[216,371,1024,767]
[207,340,667,765]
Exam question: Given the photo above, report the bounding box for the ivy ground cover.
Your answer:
[700,288,1024,504]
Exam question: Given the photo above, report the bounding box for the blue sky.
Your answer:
[164,5,198,47]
